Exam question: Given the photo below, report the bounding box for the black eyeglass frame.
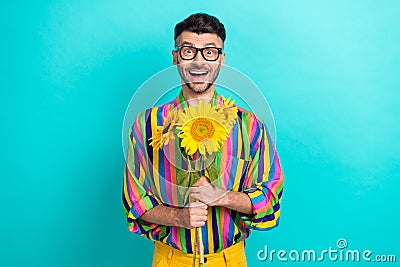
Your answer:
[175,45,223,61]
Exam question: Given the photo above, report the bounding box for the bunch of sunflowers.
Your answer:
[149,96,238,267]
[149,96,238,185]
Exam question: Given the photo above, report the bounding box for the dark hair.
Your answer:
[174,13,226,43]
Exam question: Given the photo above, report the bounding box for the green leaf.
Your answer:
[206,162,219,182]
[176,169,189,187]
[177,169,190,204]
[189,171,201,187]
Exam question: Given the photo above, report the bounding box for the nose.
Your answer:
[193,50,206,63]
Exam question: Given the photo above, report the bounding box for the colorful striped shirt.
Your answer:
[122,91,284,254]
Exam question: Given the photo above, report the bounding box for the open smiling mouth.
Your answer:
[188,70,210,82]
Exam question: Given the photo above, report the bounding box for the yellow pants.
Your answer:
[151,241,247,267]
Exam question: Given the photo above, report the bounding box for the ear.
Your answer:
[220,52,225,68]
[172,50,178,65]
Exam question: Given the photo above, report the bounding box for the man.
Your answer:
[122,13,284,266]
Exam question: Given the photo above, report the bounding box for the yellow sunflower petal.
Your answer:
[198,142,206,155]
[203,139,217,154]
[149,126,163,150]
[178,101,231,156]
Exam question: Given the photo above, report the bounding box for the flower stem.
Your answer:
[188,154,205,267]
[197,227,204,266]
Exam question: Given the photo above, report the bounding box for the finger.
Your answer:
[192,209,208,217]
[186,201,203,208]
[200,209,208,216]
[189,191,202,198]
[190,186,210,195]
[192,176,210,187]
[194,201,208,209]
[193,215,208,222]
[199,215,208,222]
[200,202,208,208]
[196,202,208,212]
[189,192,199,201]
[188,201,208,209]
[189,187,200,194]
[194,221,206,227]
[190,192,208,203]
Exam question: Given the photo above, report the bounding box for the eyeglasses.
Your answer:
[175,46,223,61]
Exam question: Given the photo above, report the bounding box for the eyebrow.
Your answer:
[180,41,195,46]
[178,41,220,47]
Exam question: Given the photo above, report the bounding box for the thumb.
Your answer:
[192,176,210,187]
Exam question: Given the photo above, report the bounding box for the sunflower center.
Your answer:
[190,118,215,141]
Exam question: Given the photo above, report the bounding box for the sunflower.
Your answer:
[149,109,181,150]
[161,109,180,145]
[149,126,163,150]
[218,96,238,129]
[178,101,229,156]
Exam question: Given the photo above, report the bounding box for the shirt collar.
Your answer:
[173,90,221,109]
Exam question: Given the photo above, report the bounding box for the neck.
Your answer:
[181,84,215,107]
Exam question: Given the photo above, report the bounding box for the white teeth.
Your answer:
[189,71,207,75]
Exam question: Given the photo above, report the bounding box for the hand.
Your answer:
[190,176,228,206]
[177,201,208,229]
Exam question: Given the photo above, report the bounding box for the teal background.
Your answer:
[1,0,399,266]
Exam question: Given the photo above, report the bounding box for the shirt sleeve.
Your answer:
[239,120,284,230]
[122,112,161,235]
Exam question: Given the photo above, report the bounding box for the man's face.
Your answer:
[172,31,225,94]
